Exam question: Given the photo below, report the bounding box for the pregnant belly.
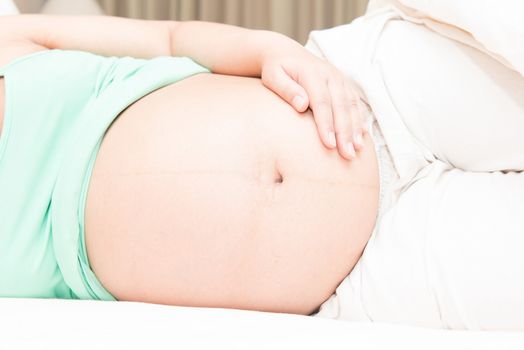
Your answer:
[84,73,379,314]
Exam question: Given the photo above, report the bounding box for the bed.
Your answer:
[2,298,523,349]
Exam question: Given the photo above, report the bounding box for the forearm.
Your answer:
[0,15,172,58]
[170,21,303,76]
[0,15,301,77]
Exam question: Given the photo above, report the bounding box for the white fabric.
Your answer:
[1,298,524,349]
[367,0,390,12]
[308,9,524,330]
[392,0,524,78]
[365,109,398,220]
[0,0,19,15]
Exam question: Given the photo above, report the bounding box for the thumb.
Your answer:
[262,66,309,112]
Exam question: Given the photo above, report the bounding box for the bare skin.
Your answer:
[1,59,379,313]
[83,73,380,314]
[0,59,379,315]
[0,15,378,314]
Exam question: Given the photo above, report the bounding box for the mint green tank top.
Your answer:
[0,50,209,300]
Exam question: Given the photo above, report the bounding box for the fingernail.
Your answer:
[354,133,363,148]
[293,95,306,110]
[345,142,356,159]
[328,131,337,148]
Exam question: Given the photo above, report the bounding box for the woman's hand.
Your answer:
[261,47,367,161]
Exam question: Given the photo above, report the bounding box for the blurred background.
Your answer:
[13,0,372,43]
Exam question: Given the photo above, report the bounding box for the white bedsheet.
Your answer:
[1,298,523,350]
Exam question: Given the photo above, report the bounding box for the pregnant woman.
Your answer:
[3,10,523,330]
[0,15,379,315]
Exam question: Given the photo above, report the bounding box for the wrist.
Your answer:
[252,30,303,70]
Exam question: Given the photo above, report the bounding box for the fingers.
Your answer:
[262,64,309,112]
[344,80,365,152]
[262,61,366,161]
[329,78,361,160]
[303,78,338,151]
[306,74,365,160]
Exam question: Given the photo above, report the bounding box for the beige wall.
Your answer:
[14,0,369,44]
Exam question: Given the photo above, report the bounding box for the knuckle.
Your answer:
[333,100,352,112]
[349,96,359,108]
[264,67,283,83]
[283,82,298,95]
[313,96,331,110]
[335,123,353,137]
[262,73,278,89]
[344,84,360,100]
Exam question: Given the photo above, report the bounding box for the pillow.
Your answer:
[391,0,524,77]
[0,0,19,15]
